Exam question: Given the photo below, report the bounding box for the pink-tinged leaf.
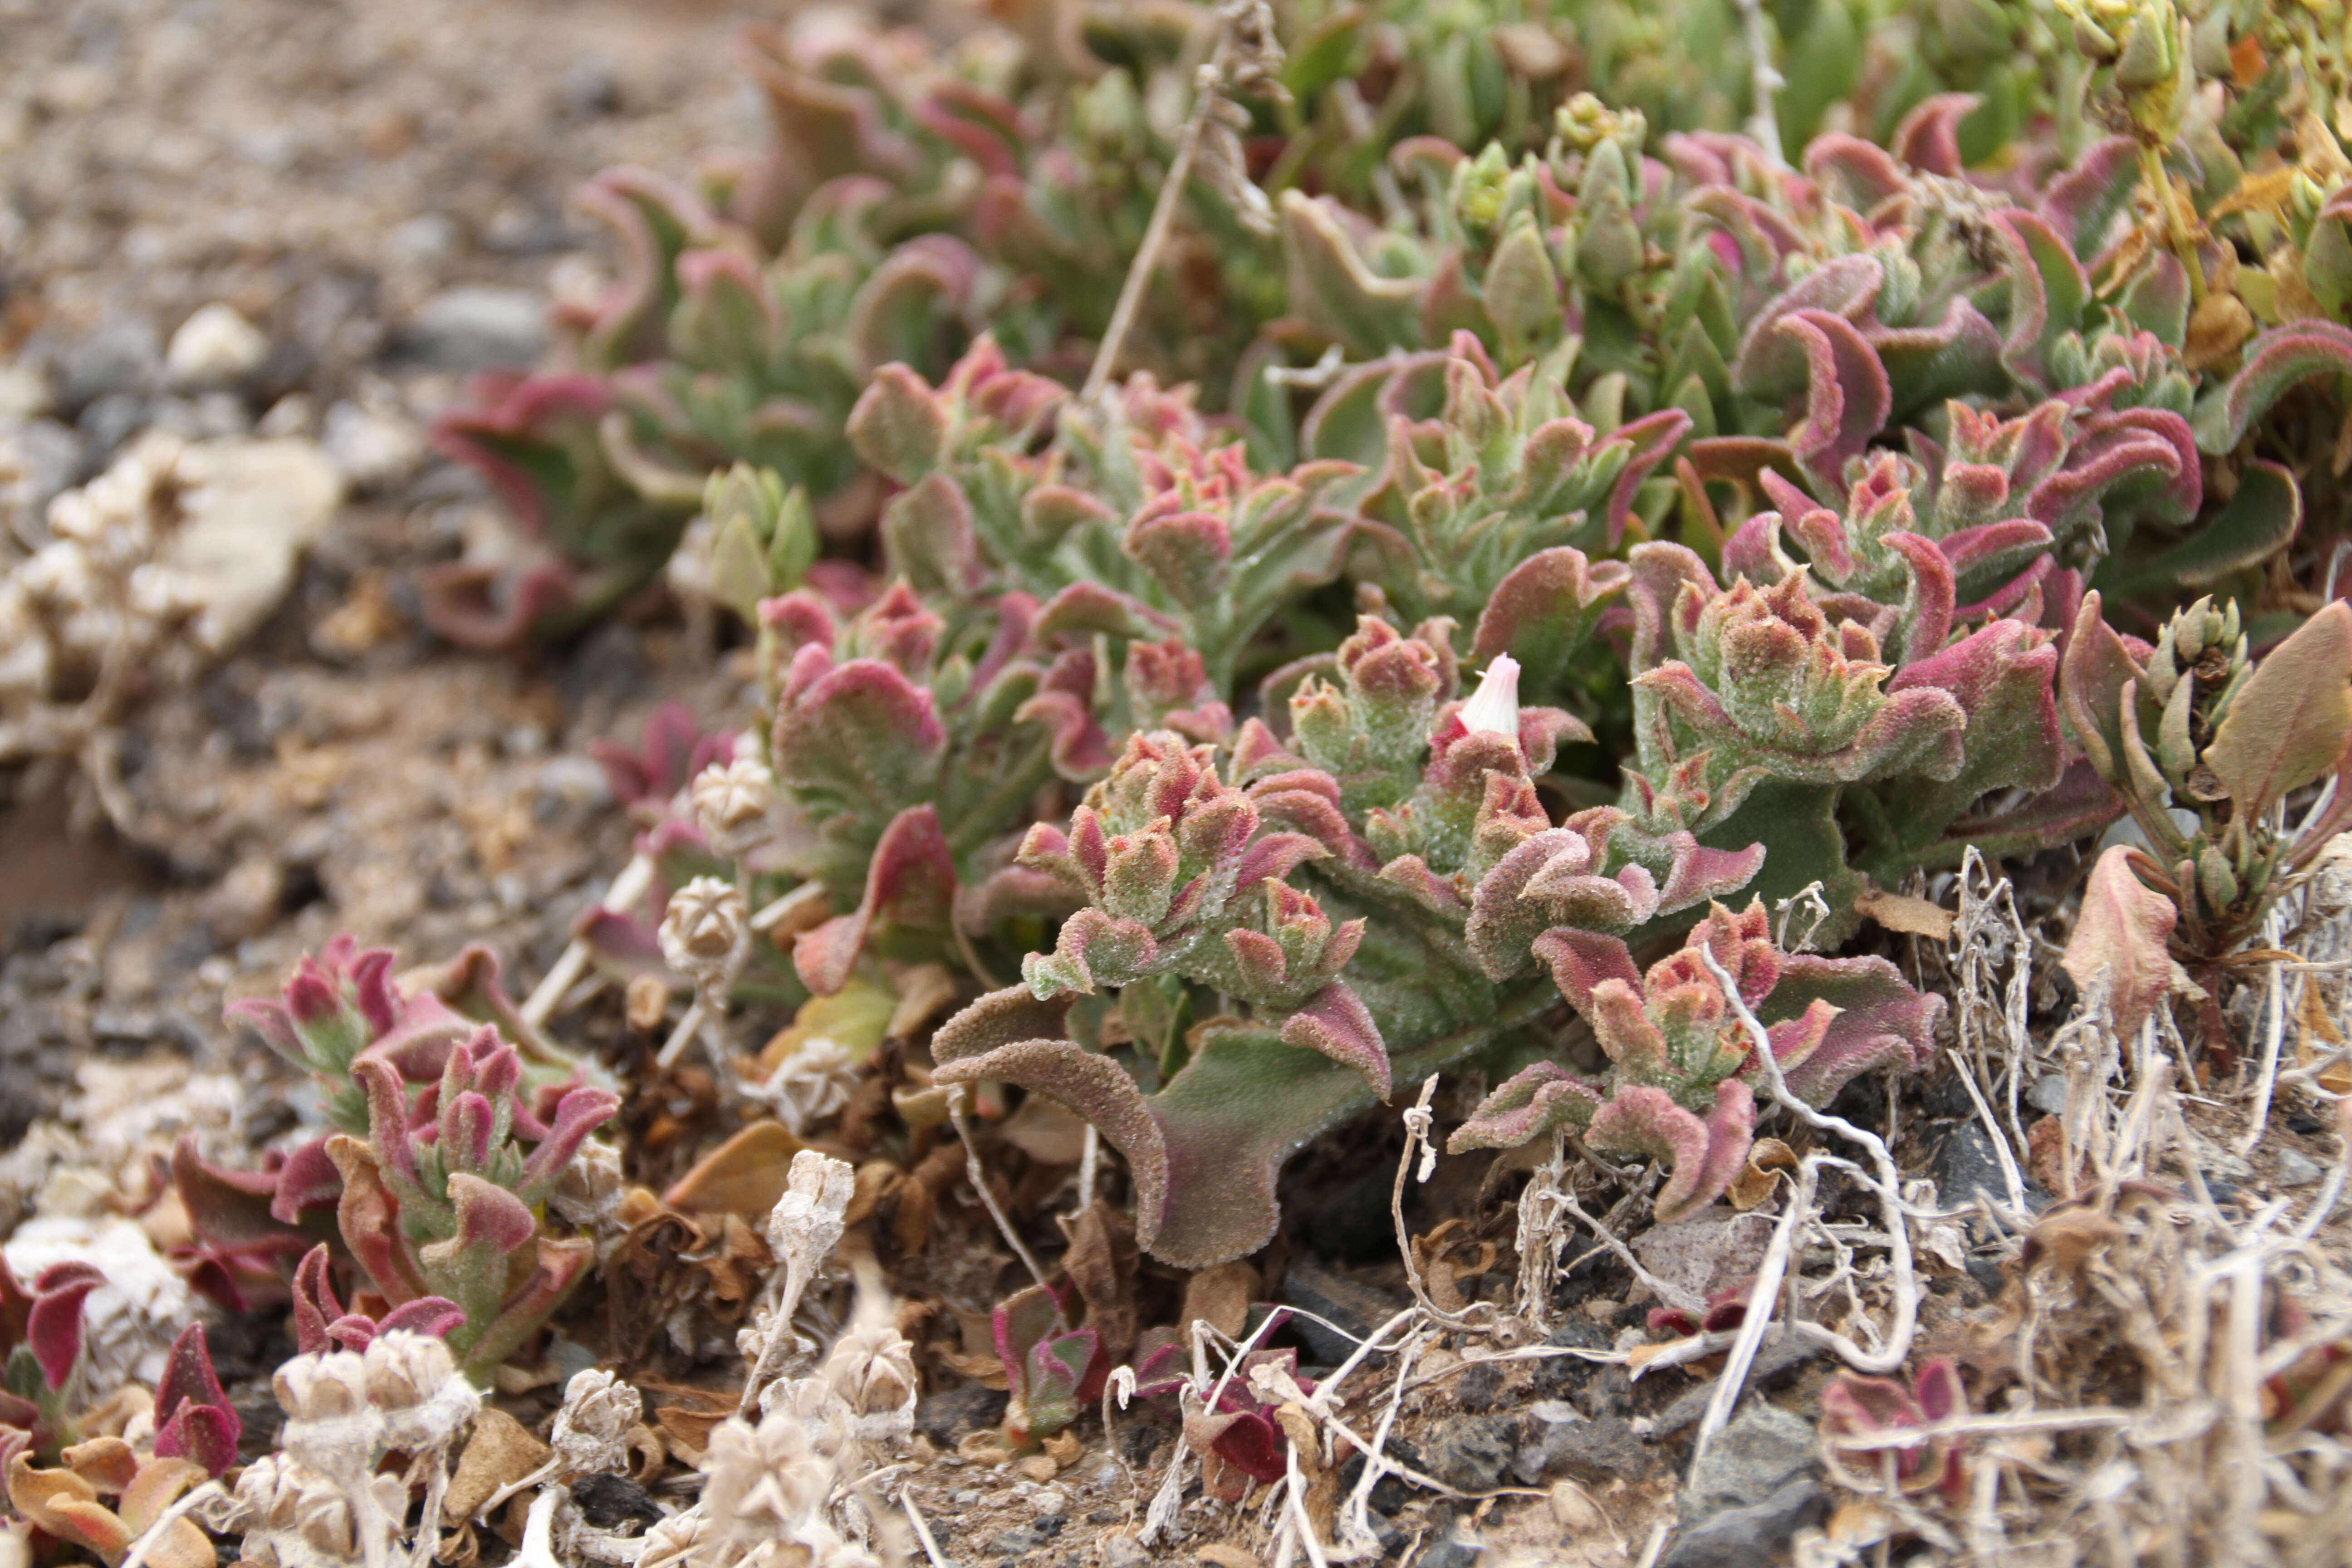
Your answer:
[2206,602,2352,821]
[291,1245,343,1356]
[515,1086,623,1203]
[881,473,984,595]
[928,981,1078,1068]
[1820,1371,1919,1437]
[1890,93,1978,176]
[325,1136,424,1305]
[458,1235,595,1377]
[1914,1359,1966,1424]
[795,804,959,995]
[2193,321,2352,453]
[1034,580,1177,642]
[1448,1063,1603,1151]
[1731,256,1884,403]
[1532,926,1645,1014]
[845,366,948,485]
[1279,983,1391,1099]
[1125,507,1233,611]
[2058,590,2141,785]
[1586,1080,1756,1224]
[375,1297,466,1342]
[1779,308,1893,491]
[1014,650,1115,782]
[1769,953,1944,1103]
[1602,410,1695,548]
[152,1326,240,1476]
[431,1172,539,1265]
[1994,210,2089,388]
[26,1265,105,1391]
[773,653,946,814]
[1232,832,1328,890]
[265,1137,344,1227]
[1466,831,1657,981]
[1886,617,2064,829]
[2063,845,2177,1039]
[1803,133,1908,210]
[2039,138,2141,258]
[935,1022,1381,1269]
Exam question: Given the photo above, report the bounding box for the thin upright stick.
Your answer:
[950,1087,1061,1304]
[1699,945,1918,1372]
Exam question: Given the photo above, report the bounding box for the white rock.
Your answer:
[2027,1073,2069,1116]
[161,436,345,651]
[321,397,425,490]
[166,303,268,387]
[0,362,50,422]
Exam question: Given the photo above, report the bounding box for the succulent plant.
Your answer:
[327,1024,621,1380]
[928,617,1761,1265]
[1450,898,1940,1220]
[2062,593,2352,961]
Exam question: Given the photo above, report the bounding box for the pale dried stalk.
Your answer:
[524,850,656,1028]
[1699,944,1918,1372]
[1081,0,1278,401]
[1686,1153,1816,1476]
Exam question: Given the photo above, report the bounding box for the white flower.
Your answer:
[1459,653,1522,737]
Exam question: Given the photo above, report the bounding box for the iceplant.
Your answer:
[328,1025,621,1380]
[1451,899,1940,1222]
[927,617,1763,1265]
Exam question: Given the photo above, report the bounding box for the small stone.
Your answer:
[986,1525,1044,1556]
[405,285,547,371]
[0,419,83,526]
[0,362,51,422]
[1677,1401,1816,1524]
[1031,1483,1069,1515]
[77,391,152,462]
[166,304,268,388]
[568,1473,662,1533]
[1457,1360,1504,1413]
[1632,1209,1770,1303]
[1426,1413,1516,1493]
[1514,1413,1653,1485]
[385,214,459,273]
[1659,1477,1827,1568]
[951,1489,980,1507]
[558,58,624,116]
[198,855,283,943]
[1931,1121,2047,1212]
[1420,1525,1485,1568]
[2027,1073,2070,1116]
[914,1381,1009,1446]
[2278,1149,2325,1188]
[1279,1259,1409,1363]
[57,317,162,411]
[1100,1534,1148,1568]
[321,398,425,491]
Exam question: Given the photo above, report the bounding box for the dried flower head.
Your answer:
[661,877,752,991]
[692,757,779,859]
[551,1368,644,1477]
